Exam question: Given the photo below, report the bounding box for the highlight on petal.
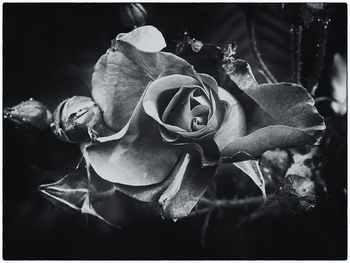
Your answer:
[116,25,166,53]
[214,87,247,152]
[111,152,188,202]
[220,81,325,161]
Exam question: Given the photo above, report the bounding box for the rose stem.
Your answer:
[246,16,278,83]
[291,25,303,85]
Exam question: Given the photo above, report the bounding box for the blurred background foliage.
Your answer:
[3,3,347,259]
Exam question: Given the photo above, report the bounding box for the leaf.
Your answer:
[39,173,88,211]
[233,160,266,197]
[39,170,120,227]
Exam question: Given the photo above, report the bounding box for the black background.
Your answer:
[3,3,347,259]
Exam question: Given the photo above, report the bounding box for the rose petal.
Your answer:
[112,152,189,202]
[143,75,200,134]
[245,83,325,135]
[145,76,224,140]
[92,26,189,132]
[214,87,247,151]
[159,153,191,205]
[221,125,319,162]
[88,69,185,186]
[220,82,325,161]
[84,134,181,186]
[160,158,216,220]
[162,86,198,132]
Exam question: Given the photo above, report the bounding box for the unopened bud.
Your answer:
[52,96,105,143]
[4,98,52,130]
[120,3,147,29]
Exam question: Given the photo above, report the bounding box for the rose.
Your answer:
[51,26,324,220]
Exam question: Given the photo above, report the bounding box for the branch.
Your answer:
[306,18,329,91]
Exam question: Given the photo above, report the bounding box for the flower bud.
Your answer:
[120,3,147,29]
[191,40,203,52]
[3,98,52,130]
[52,96,105,143]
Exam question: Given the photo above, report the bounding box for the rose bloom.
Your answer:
[49,26,325,221]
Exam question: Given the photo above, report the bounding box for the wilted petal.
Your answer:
[223,59,258,90]
[92,26,189,132]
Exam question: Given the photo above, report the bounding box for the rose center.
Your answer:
[191,104,209,131]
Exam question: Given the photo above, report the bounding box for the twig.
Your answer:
[258,69,272,83]
[199,194,274,208]
[246,16,277,83]
[188,207,213,217]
